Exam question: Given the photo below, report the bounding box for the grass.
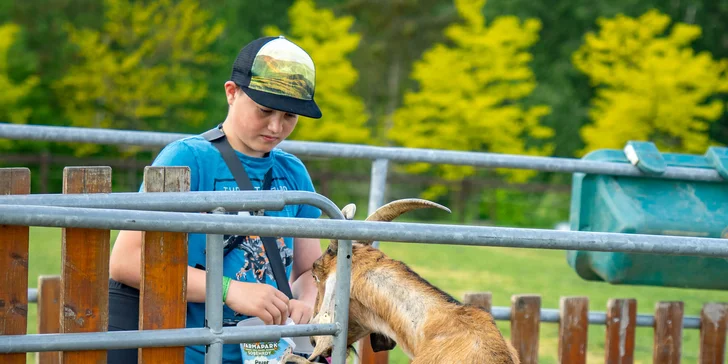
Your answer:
[24,226,728,363]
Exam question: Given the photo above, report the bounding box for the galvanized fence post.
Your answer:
[331,238,353,364]
[357,158,390,364]
[368,158,389,250]
[205,208,226,364]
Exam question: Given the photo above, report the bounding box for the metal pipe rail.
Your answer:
[489,307,701,329]
[0,193,352,363]
[0,324,339,353]
[0,190,344,218]
[2,204,727,258]
[1,123,723,182]
[22,288,706,330]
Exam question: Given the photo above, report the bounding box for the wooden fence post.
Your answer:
[511,295,541,364]
[61,166,112,364]
[464,292,492,313]
[139,166,190,363]
[699,302,727,364]
[37,275,61,364]
[359,337,389,364]
[604,298,636,364]
[653,301,683,364]
[0,168,31,364]
[559,296,589,364]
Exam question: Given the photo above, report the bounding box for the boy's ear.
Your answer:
[224,81,238,105]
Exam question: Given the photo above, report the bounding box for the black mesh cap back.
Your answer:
[230,36,277,87]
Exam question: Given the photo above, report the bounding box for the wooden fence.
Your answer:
[1,166,727,364]
[357,293,728,364]
[0,166,189,364]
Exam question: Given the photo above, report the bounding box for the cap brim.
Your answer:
[241,87,322,119]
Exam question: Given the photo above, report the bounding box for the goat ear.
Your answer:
[341,203,356,220]
[326,240,338,255]
[370,333,397,352]
[325,203,355,253]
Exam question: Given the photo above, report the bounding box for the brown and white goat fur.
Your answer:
[284,199,519,364]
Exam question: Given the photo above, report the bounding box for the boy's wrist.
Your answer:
[222,276,232,303]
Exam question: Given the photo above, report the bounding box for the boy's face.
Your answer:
[224,81,299,157]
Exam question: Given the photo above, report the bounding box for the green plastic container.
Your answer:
[566,143,728,290]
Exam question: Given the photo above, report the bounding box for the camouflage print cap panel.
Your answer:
[249,38,316,101]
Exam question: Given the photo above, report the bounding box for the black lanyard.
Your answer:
[202,125,293,299]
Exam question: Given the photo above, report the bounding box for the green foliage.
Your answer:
[388,0,554,199]
[197,0,295,126]
[2,0,728,211]
[573,9,728,155]
[479,189,570,228]
[0,23,38,125]
[53,0,225,156]
[263,0,370,144]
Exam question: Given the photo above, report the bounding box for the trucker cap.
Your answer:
[231,36,322,119]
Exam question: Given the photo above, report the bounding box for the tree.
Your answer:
[196,0,295,125]
[0,23,38,125]
[263,0,370,144]
[388,0,553,198]
[573,9,728,155]
[53,0,225,155]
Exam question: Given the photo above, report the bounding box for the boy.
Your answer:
[108,35,325,363]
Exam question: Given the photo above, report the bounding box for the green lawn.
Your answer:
[24,227,728,363]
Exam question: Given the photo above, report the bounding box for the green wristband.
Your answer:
[222,276,232,303]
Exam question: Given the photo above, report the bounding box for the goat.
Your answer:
[283,199,520,364]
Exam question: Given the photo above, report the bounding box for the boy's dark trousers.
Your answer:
[107,278,141,363]
[107,278,329,363]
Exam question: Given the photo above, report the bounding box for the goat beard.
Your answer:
[280,352,312,363]
[300,308,363,362]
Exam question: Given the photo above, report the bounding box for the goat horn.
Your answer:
[356,199,450,246]
[365,198,451,222]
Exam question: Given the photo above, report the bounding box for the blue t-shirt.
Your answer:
[146,134,322,363]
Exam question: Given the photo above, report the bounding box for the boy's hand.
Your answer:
[288,299,314,324]
[225,281,289,325]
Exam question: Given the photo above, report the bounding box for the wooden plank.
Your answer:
[37,275,61,364]
[559,296,589,364]
[0,168,31,364]
[510,295,541,364]
[61,167,111,364]
[604,298,636,364]
[653,301,683,364]
[359,337,389,364]
[139,166,190,363]
[464,292,492,313]
[699,302,727,364]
